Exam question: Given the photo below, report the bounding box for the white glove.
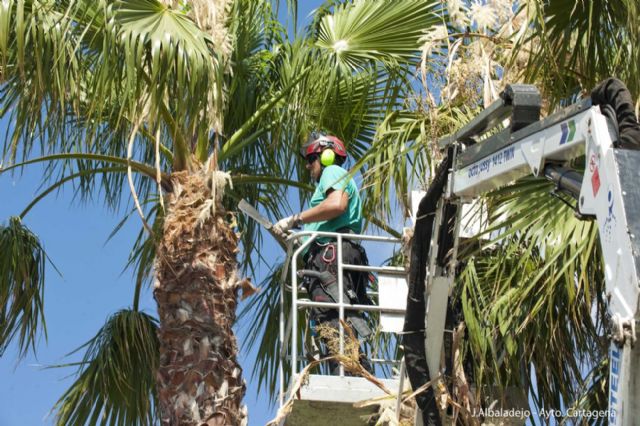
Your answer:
[272,214,302,237]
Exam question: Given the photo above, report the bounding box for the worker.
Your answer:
[273,131,373,374]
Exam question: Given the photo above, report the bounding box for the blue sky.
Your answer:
[0,3,345,426]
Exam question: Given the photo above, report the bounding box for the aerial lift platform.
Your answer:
[277,231,410,425]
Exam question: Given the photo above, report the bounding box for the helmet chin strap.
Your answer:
[317,164,326,181]
[314,164,326,183]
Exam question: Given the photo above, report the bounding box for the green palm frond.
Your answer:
[0,0,80,161]
[563,357,609,426]
[224,0,281,135]
[458,177,608,413]
[220,66,310,162]
[315,0,443,70]
[358,110,427,220]
[514,0,639,105]
[1,152,164,215]
[0,216,49,359]
[259,1,445,163]
[1,153,163,184]
[113,0,224,168]
[359,104,478,221]
[0,0,221,170]
[320,67,411,159]
[16,167,127,219]
[53,309,159,426]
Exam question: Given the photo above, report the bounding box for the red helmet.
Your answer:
[301,132,348,159]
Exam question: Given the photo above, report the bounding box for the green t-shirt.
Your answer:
[303,165,362,237]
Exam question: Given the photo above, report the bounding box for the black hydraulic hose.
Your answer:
[591,78,640,150]
[402,154,454,426]
[297,269,334,284]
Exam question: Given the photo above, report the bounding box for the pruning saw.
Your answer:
[238,199,273,229]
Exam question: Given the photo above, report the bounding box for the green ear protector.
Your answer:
[320,149,335,166]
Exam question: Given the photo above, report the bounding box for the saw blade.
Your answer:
[238,199,273,229]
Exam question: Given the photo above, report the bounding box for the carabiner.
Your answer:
[322,244,336,263]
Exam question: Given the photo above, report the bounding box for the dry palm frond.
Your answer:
[419,24,449,77]
[127,116,155,236]
[196,169,233,226]
[316,321,392,394]
[449,322,481,426]
[352,321,482,425]
[419,1,531,108]
[469,0,497,31]
[209,170,233,204]
[354,383,417,425]
[268,321,395,425]
[154,126,165,213]
[447,0,469,27]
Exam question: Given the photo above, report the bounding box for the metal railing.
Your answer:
[278,230,407,406]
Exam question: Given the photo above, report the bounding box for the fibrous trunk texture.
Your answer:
[154,170,247,425]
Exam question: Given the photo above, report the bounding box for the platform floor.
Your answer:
[284,374,400,426]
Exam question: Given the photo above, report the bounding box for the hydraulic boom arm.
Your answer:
[418,79,640,425]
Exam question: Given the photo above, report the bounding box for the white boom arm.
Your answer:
[427,85,640,425]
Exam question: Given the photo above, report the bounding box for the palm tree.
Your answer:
[0,0,444,424]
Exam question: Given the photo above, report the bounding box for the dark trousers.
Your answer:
[303,240,373,374]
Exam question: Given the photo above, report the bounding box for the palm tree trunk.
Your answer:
[153,170,247,425]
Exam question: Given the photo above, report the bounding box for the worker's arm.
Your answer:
[272,180,350,236]
[299,189,348,223]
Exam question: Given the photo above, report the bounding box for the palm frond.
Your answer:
[315,0,443,70]
[1,151,165,215]
[458,177,608,413]
[358,104,478,222]
[1,152,163,184]
[220,66,310,162]
[358,110,427,221]
[52,309,159,426]
[563,357,609,426]
[0,216,49,359]
[0,0,221,172]
[18,167,128,219]
[223,0,281,138]
[113,0,224,164]
[513,0,639,106]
